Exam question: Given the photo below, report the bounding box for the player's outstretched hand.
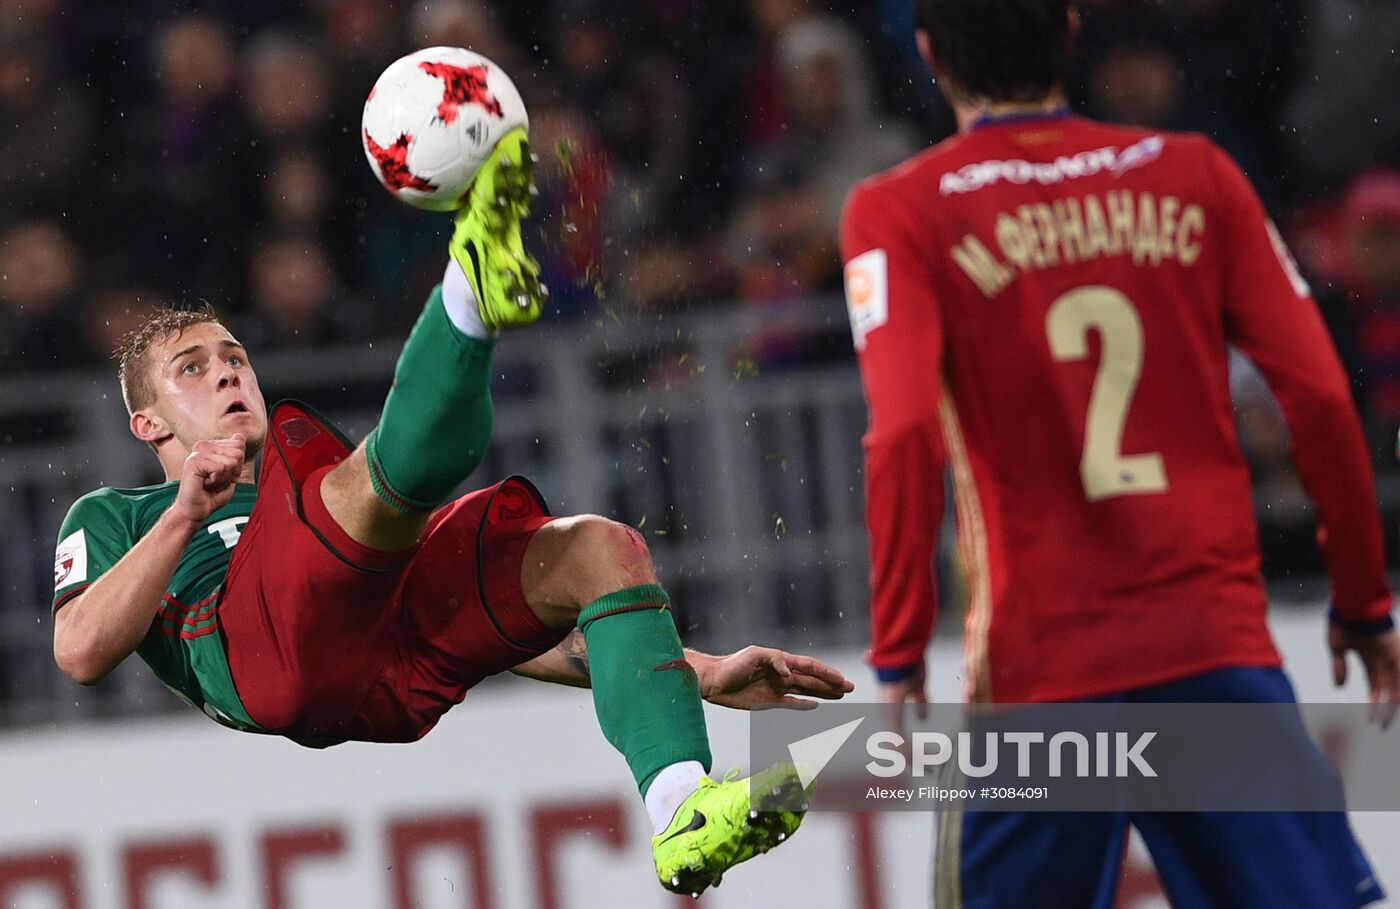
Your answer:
[693,646,854,711]
[174,434,246,526]
[1328,624,1400,728]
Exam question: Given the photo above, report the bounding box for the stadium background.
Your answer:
[1,0,1399,906]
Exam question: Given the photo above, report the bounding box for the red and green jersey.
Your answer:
[52,482,265,733]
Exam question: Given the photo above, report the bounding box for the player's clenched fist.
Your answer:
[174,434,246,525]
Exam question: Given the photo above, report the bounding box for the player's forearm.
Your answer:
[510,628,591,687]
[1277,383,1393,621]
[53,507,197,685]
[509,634,719,696]
[1214,152,1392,623]
[864,433,942,671]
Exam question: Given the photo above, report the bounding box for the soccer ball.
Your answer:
[362,47,528,212]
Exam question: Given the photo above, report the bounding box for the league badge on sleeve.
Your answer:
[54,529,87,589]
[845,248,889,351]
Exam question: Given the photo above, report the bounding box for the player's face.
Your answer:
[144,321,269,453]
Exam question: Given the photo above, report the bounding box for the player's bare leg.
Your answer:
[319,448,431,551]
[519,514,711,810]
[519,514,811,895]
[519,514,657,624]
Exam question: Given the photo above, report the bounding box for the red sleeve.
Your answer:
[1208,144,1393,624]
[841,181,947,674]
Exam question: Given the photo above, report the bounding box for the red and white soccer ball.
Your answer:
[361,47,528,212]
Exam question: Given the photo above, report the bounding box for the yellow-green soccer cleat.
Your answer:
[449,126,546,329]
[652,764,812,896]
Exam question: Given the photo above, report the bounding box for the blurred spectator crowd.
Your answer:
[1,0,1399,479]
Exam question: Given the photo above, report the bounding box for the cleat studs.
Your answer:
[672,876,680,887]
[749,809,759,819]
[771,786,782,796]
[540,282,550,298]
[778,832,787,841]
[515,293,530,309]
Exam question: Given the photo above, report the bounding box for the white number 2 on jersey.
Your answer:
[1046,286,1169,501]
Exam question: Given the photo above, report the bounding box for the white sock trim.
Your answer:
[441,260,495,340]
[645,760,707,836]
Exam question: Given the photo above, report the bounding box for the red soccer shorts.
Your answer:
[219,401,569,743]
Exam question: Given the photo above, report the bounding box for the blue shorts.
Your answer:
[935,667,1384,909]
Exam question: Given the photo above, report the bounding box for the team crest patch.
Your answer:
[845,248,889,351]
[279,416,321,449]
[54,529,87,589]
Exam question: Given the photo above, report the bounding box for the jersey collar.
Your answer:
[970,108,1074,131]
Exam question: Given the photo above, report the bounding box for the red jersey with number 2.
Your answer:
[841,113,1391,703]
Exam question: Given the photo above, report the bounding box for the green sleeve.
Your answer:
[52,490,136,613]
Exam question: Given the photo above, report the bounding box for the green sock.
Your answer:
[578,584,713,795]
[366,285,494,513]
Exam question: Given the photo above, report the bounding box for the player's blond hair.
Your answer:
[115,302,221,414]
